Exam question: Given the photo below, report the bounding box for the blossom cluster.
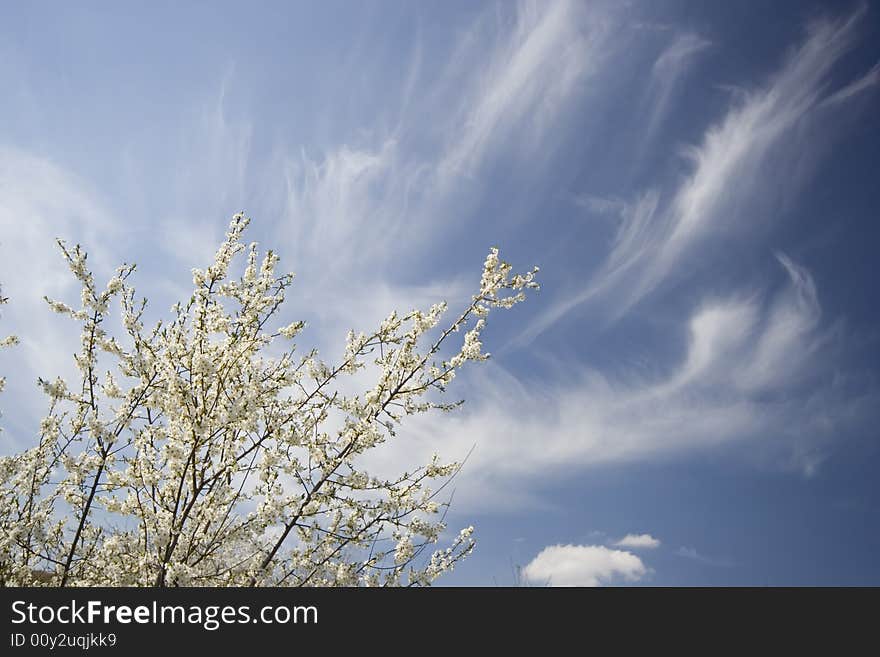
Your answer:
[0,214,538,587]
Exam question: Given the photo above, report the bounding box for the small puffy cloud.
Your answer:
[522,544,647,587]
[614,533,661,549]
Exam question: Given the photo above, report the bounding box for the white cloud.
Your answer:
[511,190,660,346]
[652,33,711,78]
[187,72,253,209]
[516,6,875,341]
[261,1,616,354]
[642,32,712,144]
[437,0,610,183]
[364,254,875,510]
[279,139,415,277]
[675,546,733,568]
[650,8,865,288]
[732,253,821,392]
[819,59,880,108]
[522,544,647,586]
[0,148,120,445]
[614,534,661,549]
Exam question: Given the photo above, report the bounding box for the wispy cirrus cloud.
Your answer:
[257,0,617,348]
[640,32,712,148]
[516,5,878,344]
[820,59,880,107]
[367,253,875,510]
[436,0,613,184]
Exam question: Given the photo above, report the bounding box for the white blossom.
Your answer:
[0,214,538,587]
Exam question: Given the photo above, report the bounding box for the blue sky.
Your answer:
[1,0,879,585]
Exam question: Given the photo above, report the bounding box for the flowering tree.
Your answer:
[0,214,538,586]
